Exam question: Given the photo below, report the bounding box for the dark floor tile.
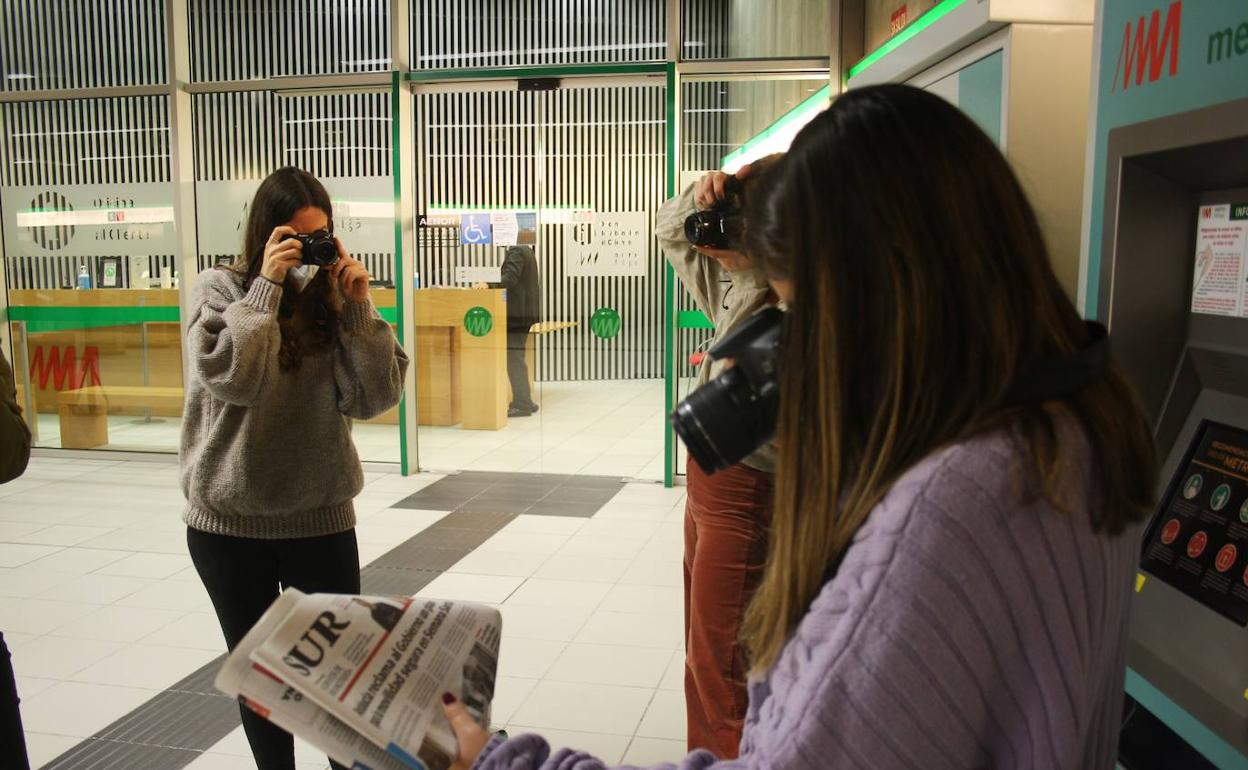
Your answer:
[540,485,620,505]
[361,565,442,595]
[383,526,488,552]
[432,510,517,532]
[456,495,535,515]
[97,689,235,748]
[479,482,550,502]
[560,474,628,490]
[371,544,468,571]
[525,500,602,518]
[390,491,466,511]
[44,739,203,770]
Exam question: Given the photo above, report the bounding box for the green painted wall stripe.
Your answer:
[847,0,966,79]
[1124,668,1248,769]
[391,69,409,476]
[719,84,831,170]
[8,305,179,332]
[664,63,677,489]
[678,310,713,329]
[408,62,667,83]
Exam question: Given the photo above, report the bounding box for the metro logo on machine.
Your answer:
[1113,1,1182,92]
[29,346,102,390]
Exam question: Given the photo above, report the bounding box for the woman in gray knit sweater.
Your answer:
[181,167,407,770]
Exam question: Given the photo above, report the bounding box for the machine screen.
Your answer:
[1141,420,1248,626]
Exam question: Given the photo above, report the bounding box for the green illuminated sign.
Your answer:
[590,307,621,340]
[464,306,493,337]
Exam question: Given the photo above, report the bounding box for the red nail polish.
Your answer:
[442,692,456,705]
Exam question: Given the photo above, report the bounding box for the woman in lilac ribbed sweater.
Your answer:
[442,85,1159,770]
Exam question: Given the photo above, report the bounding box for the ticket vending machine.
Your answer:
[1083,2,1248,768]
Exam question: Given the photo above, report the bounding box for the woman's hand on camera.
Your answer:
[261,226,304,283]
[694,161,753,209]
[331,239,371,303]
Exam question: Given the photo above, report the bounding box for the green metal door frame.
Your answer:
[394,61,680,484]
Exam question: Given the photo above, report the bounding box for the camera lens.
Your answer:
[304,233,339,266]
[684,211,729,249]
[671,369,776,473]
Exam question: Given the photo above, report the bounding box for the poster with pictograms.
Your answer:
[1141,420,1248,626]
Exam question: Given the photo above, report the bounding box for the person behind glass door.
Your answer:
[0,347,32,770]
[181,167,408,770]
[435,84,1158,770]
[656,154,783,758]
[477,244,541,418]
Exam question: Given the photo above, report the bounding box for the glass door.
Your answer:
[412,77,667,481]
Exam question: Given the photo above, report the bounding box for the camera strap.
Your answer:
[1003,321,1110,406]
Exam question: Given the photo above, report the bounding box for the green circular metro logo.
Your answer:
[590,307,621,340]
[464,306,493,337]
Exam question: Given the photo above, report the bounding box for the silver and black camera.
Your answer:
[282,229,339,267]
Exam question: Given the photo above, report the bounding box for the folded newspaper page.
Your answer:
[216,588,501,770]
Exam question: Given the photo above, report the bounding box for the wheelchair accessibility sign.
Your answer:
[460,214,492,245]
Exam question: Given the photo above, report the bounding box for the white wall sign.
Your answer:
[1,183,176,257]
[455,266,502,284]
[565,211,649,278]
[490,212,519,246]
[1191,203,1248,318]
[195,176,394,258]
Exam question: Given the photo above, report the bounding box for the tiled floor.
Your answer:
[24,379,672,480]
[1,456,689,769]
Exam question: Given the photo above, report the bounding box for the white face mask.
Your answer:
[287,264,319,293]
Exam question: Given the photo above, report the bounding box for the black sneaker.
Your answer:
[507,405,532,418]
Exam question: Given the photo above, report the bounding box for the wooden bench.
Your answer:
[57,386,186,449]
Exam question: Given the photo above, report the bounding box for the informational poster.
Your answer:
[565,211,648,278]
[195,178,394,257]
[489,213,519,246]
[1190,202,1248,317]
[1,183,176,257]
[515,213,537,245]
[1141,420,1248,626]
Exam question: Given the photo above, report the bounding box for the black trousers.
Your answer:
[507,329,534,408]
[0,631,30,770]
[187,527,361,770]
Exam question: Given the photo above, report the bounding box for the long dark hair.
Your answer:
[742,84,1157,670]
[229,167,341,370]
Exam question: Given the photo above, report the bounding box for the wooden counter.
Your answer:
[9,287,512,434]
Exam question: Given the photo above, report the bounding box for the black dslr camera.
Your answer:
[683,176,744,251]
[671,307,783,473]
[282,229,339,267]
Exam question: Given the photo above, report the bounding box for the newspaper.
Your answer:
[216,588,501,770]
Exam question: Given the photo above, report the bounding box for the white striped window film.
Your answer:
[414,83,666,382]
[189,0,391,81]
[413,0,666,69]
[1,97,175,289]
[0,0,168,91]
[681,0,830,59]
[191,91,395,281]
